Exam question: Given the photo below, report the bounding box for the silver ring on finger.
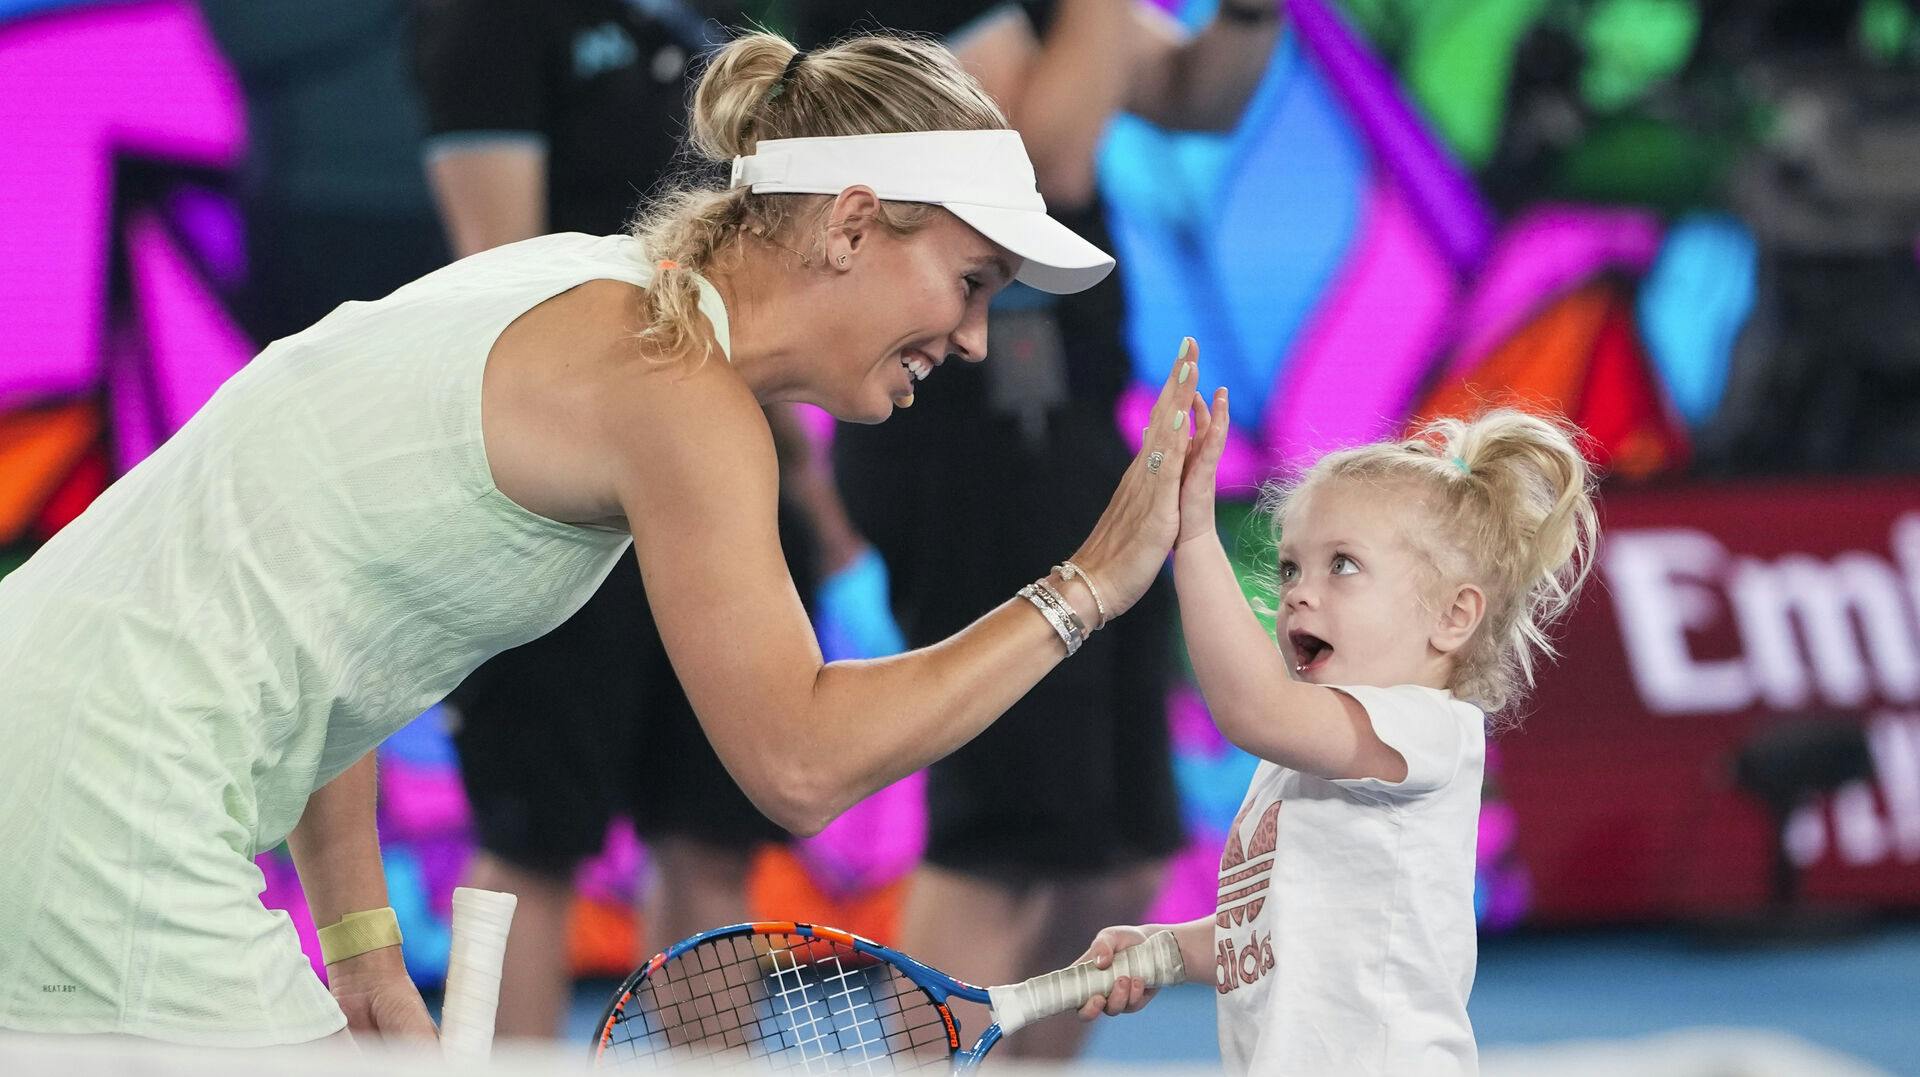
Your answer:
[1146,450,1166,474]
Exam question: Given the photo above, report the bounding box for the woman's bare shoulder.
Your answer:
[481,278,772,528]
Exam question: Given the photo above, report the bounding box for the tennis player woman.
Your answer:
[0,30,1205,1047]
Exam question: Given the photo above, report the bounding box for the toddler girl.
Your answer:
[1077,398,1598,1076]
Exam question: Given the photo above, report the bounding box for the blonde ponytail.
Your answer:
[1427,411,1599,713]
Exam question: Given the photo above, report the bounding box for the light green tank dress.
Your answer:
[0,232,730,1045]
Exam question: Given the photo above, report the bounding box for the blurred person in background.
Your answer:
[1708,0,1920,473]
[198,0,448,347]
[797,0,1283,1059]
[412,0,863,1039]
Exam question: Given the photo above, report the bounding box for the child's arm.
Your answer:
[1073,915,1217,1020]
[1174,390,1407,783]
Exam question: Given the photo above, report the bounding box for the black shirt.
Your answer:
[413,0,729,236]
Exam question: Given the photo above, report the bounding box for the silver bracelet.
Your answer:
[1018,583,1084,656]
[1055,561,1108,630]
[1019,584,1080,655]
[1032,579,1089,644]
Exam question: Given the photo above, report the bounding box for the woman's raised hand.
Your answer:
[1066,338,1200,620]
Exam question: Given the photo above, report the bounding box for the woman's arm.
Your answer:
[424,142,548,258]
[1125,1,1284,132]
[287,753,436,1040]
[412,0,551,257]
[955,0,1282,208]
[766,402,871,579]
[608,344,1200,836]
[953,0,1138,209]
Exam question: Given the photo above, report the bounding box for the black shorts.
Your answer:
[834,364,1185,877]
[450,544,802,877]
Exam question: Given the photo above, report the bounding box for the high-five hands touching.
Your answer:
[1067,338,1208,619]
[1179,382,1231,548]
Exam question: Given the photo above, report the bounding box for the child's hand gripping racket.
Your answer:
[591,920,1185,1071]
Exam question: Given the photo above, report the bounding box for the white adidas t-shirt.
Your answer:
[1214,684,1486,1076]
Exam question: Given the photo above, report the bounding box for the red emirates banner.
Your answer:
[1507,479,1920,922]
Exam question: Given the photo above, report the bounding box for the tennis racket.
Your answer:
[591,920,1184,1071]
[440,886,518,1062]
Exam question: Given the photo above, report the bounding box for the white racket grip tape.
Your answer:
[986,929,1184,1035]
[441,887,518,1062]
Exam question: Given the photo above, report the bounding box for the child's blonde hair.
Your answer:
[1260,409,1599,716]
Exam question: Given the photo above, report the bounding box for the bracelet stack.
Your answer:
[1018,581,1085,656]
[1019,561,1112,657]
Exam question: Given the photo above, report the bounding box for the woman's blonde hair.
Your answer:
[1259,409,1600,717]
[630,30,1008,363]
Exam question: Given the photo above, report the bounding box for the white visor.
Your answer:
[729,129,1115,294]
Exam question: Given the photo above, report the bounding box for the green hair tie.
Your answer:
[1451,456,1470,476]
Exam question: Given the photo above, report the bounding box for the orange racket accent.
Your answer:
[811,926,857,946]
[938,1003,959,1048]
[780,935,885,969]
[752,920,798,934]
[599,990,633,1049]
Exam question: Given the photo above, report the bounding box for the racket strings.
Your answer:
[600,932,956,1072]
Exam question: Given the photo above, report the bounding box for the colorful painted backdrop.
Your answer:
[6,0,1915,988]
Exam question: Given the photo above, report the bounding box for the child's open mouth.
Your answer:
[1288,631,1334,675]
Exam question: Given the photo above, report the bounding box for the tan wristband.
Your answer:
[317,906,403,965]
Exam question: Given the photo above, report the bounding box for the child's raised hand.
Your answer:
[1178,385,1230,547]
[1073,925,1164,1020]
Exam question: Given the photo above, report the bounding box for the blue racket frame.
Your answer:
[593,920,1007,1070]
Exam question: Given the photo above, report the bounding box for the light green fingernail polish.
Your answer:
[1178,362,1192,384]
[1173,410,1187,431]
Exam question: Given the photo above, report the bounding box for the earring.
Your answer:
[837,254,849,267]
